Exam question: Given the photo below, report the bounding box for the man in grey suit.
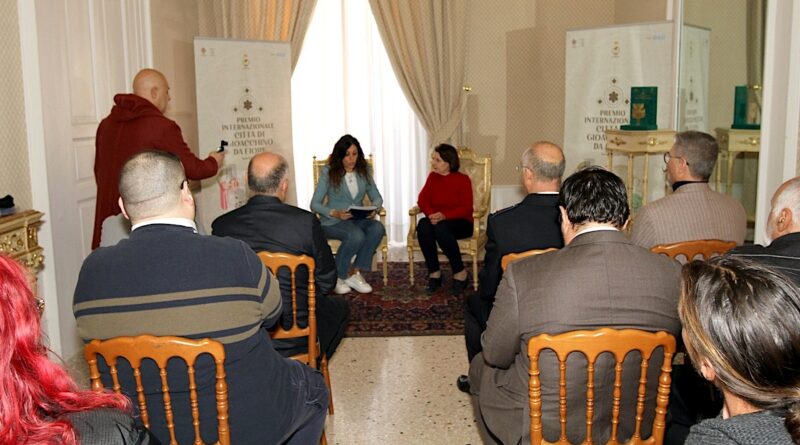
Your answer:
[469,167,681,445]
[631,130,747,249]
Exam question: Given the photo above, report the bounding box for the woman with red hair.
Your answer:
[0,255,156,444]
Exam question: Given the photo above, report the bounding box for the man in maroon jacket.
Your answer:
[92,68,224,249]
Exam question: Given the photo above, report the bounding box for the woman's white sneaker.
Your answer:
[345,271,373,293]
[334,278,352,294]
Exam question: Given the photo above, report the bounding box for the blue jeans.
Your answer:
[322,219,385,279]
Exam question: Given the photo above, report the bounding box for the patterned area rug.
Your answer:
[345,262,471,337]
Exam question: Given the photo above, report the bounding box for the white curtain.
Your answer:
[291,0,429,255]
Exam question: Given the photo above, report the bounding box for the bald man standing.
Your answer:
[92,68,224,249]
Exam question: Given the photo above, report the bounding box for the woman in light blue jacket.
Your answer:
[311,134,384,294]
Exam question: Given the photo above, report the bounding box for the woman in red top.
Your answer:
[416,144,474,295]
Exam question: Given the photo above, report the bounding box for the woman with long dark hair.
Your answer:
[311,134,384,294]
[0,255,156,444]
[416,144,473,295]
[680,256,800,444]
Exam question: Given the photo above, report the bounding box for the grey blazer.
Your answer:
[471,230,681,445]
[631,183,747,249]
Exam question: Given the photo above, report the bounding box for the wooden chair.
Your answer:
[527,328,676,445]
[257,251,334,416]
[650,239,737,262]
[407,147,492,290]
[84,335,230,445]
[501,248,558,271]
[312,155,389,285]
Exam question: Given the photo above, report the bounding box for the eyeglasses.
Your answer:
[515,164,530,173]
[663,152,690,166]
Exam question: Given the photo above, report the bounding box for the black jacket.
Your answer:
[212,195,338,330]
[478,193,564,303]
[729,231,800,287]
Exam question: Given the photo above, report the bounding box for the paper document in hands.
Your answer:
[347,205,377,219]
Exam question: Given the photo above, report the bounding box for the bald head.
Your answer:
[133,69,170,113]
[248,152,289,200]
[119,150,189,222]
[521,141,565,193]
[767,177,800,242]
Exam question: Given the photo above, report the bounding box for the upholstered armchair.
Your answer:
[407,147,492,290]
[312,155,389,285]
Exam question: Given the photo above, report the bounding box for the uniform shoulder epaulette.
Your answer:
[491,203,519,217]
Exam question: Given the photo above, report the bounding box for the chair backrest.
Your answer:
[501,248,558,271]
[650,239,737,262]
[84,335,230,445]
[455,147,492,217]
[527,328,676,445]
[312,154,377,207]
[257,251,318,367]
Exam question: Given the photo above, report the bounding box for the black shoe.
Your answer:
[450,277,468,296]
[425,276,442,294]
[456,375,470,393]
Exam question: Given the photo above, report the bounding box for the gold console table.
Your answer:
[0,210,45,275]
[714,128,760,195]
[605,129,675,213]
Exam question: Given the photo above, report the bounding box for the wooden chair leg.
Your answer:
[408,248,415,285]
[382,247,389,286]
[321,355,334,414]
[472,253,479,290]
[321,430,328,445]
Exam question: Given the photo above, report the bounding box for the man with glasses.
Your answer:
[457,142,564,394]
[631,130,746,249]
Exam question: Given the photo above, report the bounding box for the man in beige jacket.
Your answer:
[631,130,747,249]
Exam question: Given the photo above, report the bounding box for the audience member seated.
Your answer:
[458,142,564,392]
[729,177,800,286]
[213,152,350,359]
[0,255,157,445]
[416,143,474,296]
[631,130,746,249]
[469,167,681,445]
[680,256,800,444]
[73,150,327,444]
[311,134,385,295]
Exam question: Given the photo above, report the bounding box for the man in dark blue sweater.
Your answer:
[74,150,327,445]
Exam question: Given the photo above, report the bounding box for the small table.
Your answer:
[605,129,675,213]
[714,128,760,195]
[0,210,45,275]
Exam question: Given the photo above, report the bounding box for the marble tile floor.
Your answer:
[324,335,485,445]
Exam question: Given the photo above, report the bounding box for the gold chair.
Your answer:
[407,147,492,290]
[527,328,676,445]
[650,239,737,262]
[84,335,230,445]
[257,251,334,416]
[501,248,558,272]
[312,155,389,285]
